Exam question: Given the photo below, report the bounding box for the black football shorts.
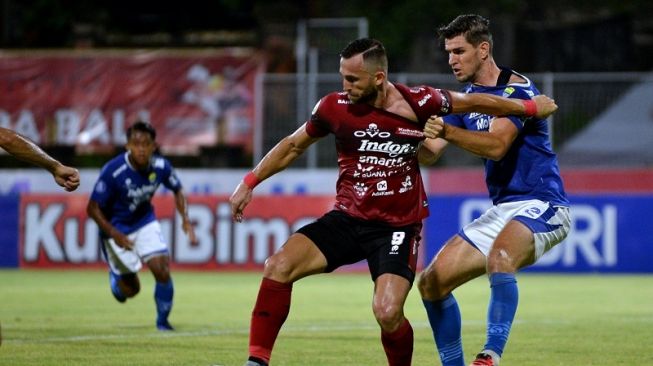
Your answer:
[296,210,421,283]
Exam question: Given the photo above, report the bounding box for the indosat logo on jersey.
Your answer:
[355,123,416,157]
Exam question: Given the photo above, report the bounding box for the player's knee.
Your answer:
[416,271,432,297]
[487,248,518,273]
[416,268,447,300]
[152,270,171,283]
[373,303,403,331]
[120,274,140,297]
[123,283,140,297]
[262,254,295,282]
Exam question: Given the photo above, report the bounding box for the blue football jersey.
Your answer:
[90,152,183,235]
[443,70,569,206]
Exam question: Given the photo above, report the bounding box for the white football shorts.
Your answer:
[103,221,170,275]
[459,199,571,260]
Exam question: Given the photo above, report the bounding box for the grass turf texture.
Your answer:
[0,270,652,365]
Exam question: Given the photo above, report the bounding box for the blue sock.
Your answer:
[484,272,518,356]
[109,272,126,303]
[154,279,174,325]
[422,294,465,366]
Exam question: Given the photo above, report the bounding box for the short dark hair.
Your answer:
[126,121,156,141]
[437,14,493,49]
[340,38,388,71]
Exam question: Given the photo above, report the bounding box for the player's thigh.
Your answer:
[488,220,536,273]
[490,202,571,272]
[103,237,142,274]
[366,224,421,285]
[373,273,411,309]
[134,221,169,261]
[419,235,486,300]
[263,232,328,282]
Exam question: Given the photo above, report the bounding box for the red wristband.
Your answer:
[243,171,261,189]
[522,99,537,117]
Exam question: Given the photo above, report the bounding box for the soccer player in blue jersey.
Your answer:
[416,15,571,366]
[87,121,197,331]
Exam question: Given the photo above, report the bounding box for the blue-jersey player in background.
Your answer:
[87,121,197,331]
[416,15,571,366]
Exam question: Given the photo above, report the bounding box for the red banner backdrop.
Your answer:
[19,194,335,270]
[0,50,261,154]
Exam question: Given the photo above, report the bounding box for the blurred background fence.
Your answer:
[258,71,653,167]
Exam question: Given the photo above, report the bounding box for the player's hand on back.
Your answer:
[532,95,558,119]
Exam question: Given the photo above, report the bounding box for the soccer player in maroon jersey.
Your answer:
[229,38,557,366]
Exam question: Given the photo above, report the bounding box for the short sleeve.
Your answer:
[160,159,182,192]
[502,86,534,131]
[443,114,465,128]
[90,169,114,206]
[305,97,331,137]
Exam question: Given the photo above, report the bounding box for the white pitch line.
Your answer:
[2,319,545,345]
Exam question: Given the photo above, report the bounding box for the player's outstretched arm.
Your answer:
[230,124,321,222]
[0,127,80,191]
[174,188,197,244]
[448,92,557,119]
[425,115,518,161]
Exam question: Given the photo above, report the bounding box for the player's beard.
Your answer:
[453,58,482,83]
[351,84,378,104]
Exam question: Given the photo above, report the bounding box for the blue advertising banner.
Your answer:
[425,195,653,273]
[0,194,19,267]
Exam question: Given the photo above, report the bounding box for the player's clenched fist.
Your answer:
[532,95,558,119]
[423,116,446,139]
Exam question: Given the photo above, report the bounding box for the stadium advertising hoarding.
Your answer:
[424,168,653,273]
[425,195,651,272]
[0,168,651,272]
[17,194,334,270]
[0,50,260,154]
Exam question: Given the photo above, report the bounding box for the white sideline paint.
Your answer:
[5,320,511,345]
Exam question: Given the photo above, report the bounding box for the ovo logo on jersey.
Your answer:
[354,123,391,138]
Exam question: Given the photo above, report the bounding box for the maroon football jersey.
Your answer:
[305,83,453,226]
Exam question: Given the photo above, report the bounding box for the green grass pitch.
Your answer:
[1,270,652,365]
